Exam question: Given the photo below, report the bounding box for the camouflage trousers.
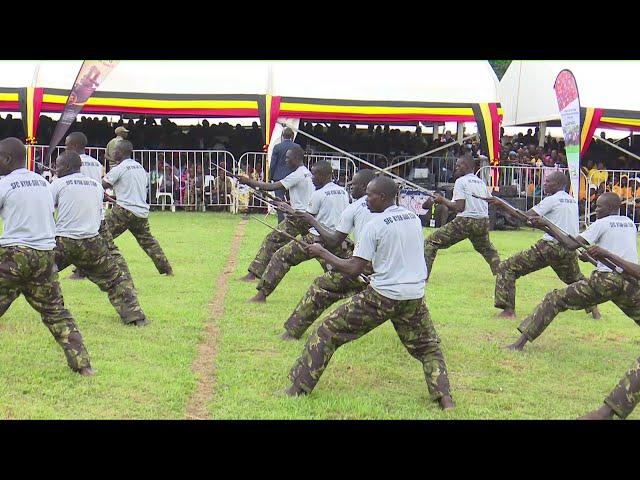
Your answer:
[74,220,135,289]
[518,271,640,342]
[495,239,594,313]
[55,235,146,325]
[247,215,308,278]
[106,204,172,274]
[284,262,374,338]
[605,355,640,419]
[288,286,451,399]
[0,246,91,372]
[424,216,500,278]
[257,233,353,297]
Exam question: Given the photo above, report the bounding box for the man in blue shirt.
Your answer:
[269,127,296,223]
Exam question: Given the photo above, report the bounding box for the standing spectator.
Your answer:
[268,127,296,223]
[105,126,129,170]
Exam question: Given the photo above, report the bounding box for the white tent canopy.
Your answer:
[270,60,499,103]
[499,60,640,126]
[2,60,499,102]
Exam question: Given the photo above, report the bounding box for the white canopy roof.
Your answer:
[270,60,499,103]
[499,60,640,126]
[1,60,499,103]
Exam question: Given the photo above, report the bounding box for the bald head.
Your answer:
[543,170,569,194]
[65,132,88,153]
[595,192,622,219]
[0,137,26,174]
[113,140,133,164]
[285,144,304,168]
[56,151,82,178]
[350,168,378,200]
[454,156,475,178]
[369,176,398,199]
[311,160,333,188]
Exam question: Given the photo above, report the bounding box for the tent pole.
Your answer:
[457,122,464,143]
[538,122,546,147]
[593,134,640,162]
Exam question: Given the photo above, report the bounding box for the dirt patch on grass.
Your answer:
[186,218,248,420]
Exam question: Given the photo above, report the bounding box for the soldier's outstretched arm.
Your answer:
[434,195,464,213]
[291,211,347,248]
[237,176,283,192]
[306,243,367,277]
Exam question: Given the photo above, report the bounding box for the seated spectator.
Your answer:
[589,161,609,188]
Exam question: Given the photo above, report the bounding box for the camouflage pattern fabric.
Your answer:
[495,239,592,312]
[105,204,172,274]
[55,235,146,325]
[257,233,353,297]
[518,271,640,342]
[247,215,309,278]
[424,216,500,277]
[98,219,136,291]
[605,355,640,419]
[284,262,374,338]
[0,246,91,372]
[288,286,451,399]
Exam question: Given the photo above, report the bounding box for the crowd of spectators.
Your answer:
[4,114,640,220]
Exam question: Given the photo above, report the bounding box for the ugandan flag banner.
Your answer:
[45,61,119,163]
[18,87,44,170]
[553,70,581,202]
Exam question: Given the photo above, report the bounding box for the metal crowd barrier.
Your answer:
[30,144,106,180]
[389,155,456,186]
[584,169,640,227]
[237,151,357,187]
[134,150,237,211]
[476,164,592,227]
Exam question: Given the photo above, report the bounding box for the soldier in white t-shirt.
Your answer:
[281,168,378,339]
[237,144,314,282]
[64,131,109,281]
[506,192,640,352]
[103,140,173,276]
[493,171,601,320]
[249,160,351,303]
[579,246,640,420]
[285,176,454,411]
[51,151,148,327]
[0,137,93,376]
[423,156,500,279]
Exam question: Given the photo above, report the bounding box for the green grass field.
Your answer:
[0,211,638,419]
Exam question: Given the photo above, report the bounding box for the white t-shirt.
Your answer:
[581,215,638,273]
[80,153,105,220]
[279,165,314,211]
[0,168,56,250]
[50,173,103,239]
[104,158,150,218]
[79,153,103,182]
[452,173,490,218]
[532,190,579,242]
[353,205,428,300]
[306,182,350,236]
[336,195,376,243]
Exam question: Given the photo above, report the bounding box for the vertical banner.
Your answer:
[19,87,44,170]
[553,70,581,201]
[45,60,119,163]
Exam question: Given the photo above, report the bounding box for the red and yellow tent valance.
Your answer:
[39,89,261,118]
[261,96,503,162]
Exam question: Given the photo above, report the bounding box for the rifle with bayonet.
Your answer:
[473,194,633,279]
[249,215,370,284]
